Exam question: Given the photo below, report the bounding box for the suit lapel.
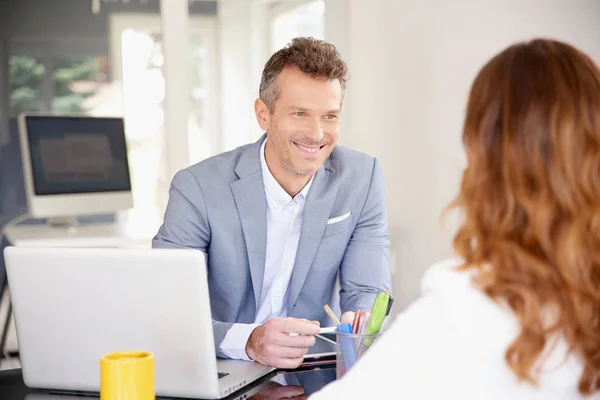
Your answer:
[230,136,267,311]
[288,157,341,309]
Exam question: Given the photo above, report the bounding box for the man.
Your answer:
[152,37,391,369]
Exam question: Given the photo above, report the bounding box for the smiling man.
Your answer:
[152,37,391,369]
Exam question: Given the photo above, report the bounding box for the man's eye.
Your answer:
[325,114,337,119]
[294,112,305,117]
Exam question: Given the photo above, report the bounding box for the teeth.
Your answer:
[296,143,319,153]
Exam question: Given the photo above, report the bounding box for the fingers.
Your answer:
[263,324,316,348]
[278,332,316,348]
[272,356,304,370]
[276,318,320,336]
[266,344,309,359]
[252,318,322,369]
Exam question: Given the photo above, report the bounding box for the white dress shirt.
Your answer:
[310,260,589,399]
[219,139,313,360]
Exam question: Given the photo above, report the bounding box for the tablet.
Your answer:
[301,332,336,365]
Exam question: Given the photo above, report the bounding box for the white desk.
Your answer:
[5,223,152,249]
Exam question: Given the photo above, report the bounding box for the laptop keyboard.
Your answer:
[218,372,229,379]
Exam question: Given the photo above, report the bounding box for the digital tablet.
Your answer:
[301,331,337,365]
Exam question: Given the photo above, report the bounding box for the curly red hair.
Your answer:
[449,39,600,394]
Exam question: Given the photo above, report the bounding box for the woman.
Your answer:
[310,39,600,399]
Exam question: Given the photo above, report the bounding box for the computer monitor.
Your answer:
[18,113,133,225]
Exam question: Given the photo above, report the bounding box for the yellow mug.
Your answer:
[100,351,155,400]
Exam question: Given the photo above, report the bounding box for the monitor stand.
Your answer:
[46,216,79,229]
[3,219,152,249]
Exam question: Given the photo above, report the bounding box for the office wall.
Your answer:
[331,0,600,310]
[218,0,270,151]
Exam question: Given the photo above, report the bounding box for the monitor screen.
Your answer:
[24,116,131,196]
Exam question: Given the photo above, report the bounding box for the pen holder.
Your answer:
[336,332,382,379]
[100,351,155,400]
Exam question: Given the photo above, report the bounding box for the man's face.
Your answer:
[256,66,342,176]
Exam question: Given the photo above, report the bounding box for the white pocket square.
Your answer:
[327,211,352,225]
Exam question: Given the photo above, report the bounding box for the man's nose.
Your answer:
[305,118,324,142]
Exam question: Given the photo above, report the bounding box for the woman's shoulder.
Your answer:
[416,258,518,336]
[420,258,479,295]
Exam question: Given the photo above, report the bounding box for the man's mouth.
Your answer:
[293,142,326,153]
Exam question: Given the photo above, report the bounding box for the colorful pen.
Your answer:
[363,291,390,346]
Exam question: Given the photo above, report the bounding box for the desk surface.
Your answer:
[0,367,337,400]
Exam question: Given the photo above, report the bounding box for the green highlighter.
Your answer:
[363,291,390,346]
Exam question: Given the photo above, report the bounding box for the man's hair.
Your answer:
[259,37,349,111]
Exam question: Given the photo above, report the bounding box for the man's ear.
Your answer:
[254,98,271,131]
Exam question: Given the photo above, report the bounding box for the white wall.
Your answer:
[218,0,270,151]
[328,0,600,311]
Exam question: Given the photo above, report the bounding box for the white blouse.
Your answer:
[310,259,593,400]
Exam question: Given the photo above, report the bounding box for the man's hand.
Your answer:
[245,317,320,369]
[249,383,306,400]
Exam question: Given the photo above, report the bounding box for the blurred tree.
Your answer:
[9,55,44,116]
[53,56,99,113]
[9,54,99,116]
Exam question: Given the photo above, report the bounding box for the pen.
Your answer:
[363,291,390,346]
[381,296,394,331]
[288,326,338,337]
[385,296,394,317]
[358,310,370,335]
[324,304,341,325]
[316,334,337,346]
[319,326,337,334]
[351,312,360,333]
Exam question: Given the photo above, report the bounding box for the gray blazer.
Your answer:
[152,135,391,355]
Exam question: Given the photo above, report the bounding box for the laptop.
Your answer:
[4,246,275,399]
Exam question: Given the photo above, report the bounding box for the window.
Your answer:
[270,0,325,53]
[9,54,45,117]
[110,14,217,235]
[9,46,109,119]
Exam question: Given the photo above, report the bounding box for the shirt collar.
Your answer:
[260,138,313,212]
